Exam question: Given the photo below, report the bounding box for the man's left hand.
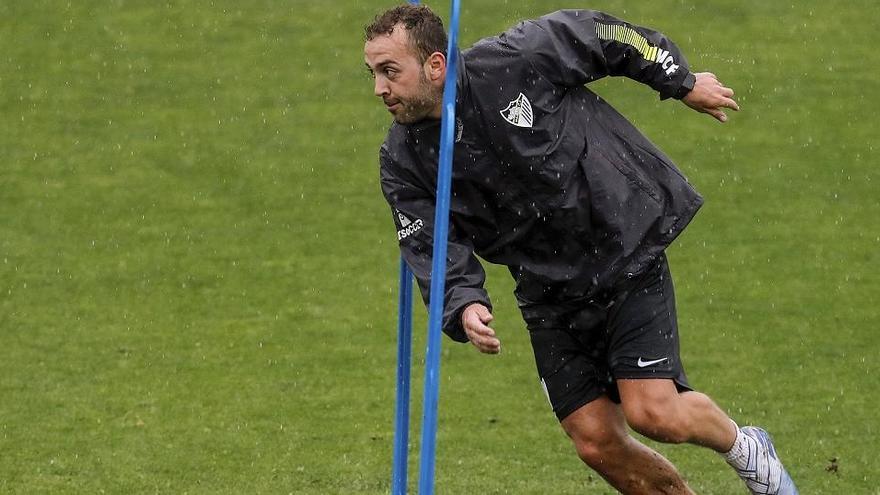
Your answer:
[682,72,740,123]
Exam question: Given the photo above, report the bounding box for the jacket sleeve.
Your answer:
[379,148,492,343]
[502,9,696,99]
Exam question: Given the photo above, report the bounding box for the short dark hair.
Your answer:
[365,4,447,63]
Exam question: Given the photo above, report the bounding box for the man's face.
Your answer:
[364,26,442,124]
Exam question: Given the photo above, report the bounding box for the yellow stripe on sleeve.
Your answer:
[595,22,656,63]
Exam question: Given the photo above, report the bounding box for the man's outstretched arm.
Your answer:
[502,9,740,120]
[503,10,693,98]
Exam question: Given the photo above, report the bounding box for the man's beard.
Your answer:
[392,72,442,124]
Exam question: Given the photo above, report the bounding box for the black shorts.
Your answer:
[519,254,692,421]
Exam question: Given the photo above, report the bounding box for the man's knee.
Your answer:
[624,400,691,444]
[561,399,630,469]
[565,419,630,467]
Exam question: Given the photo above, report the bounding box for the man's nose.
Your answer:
[374,77,389,97]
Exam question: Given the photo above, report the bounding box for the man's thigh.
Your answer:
[520,254,693,421]
[521,300,613,421]
[604,254,691,390]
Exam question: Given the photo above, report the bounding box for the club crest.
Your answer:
[500,92,533,128]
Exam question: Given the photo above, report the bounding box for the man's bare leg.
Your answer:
[617,378,798,494]
[561,395,695,494]
[616,379,736,452]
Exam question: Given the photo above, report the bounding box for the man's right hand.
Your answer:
[461,303,501,354]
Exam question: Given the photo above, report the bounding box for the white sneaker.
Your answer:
[736,427,798,495]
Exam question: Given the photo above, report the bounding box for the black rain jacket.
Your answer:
[379,10,703,342]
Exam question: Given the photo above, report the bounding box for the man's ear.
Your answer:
[424,52,446,84]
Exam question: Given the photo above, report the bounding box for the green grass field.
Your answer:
[1,1,878,493]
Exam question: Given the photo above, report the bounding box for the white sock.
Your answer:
[722,422,758,472]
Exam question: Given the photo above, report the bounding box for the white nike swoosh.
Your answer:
[637,357,669,368]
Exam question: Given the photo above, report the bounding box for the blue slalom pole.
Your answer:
[392,3,419,495]
[392,258,414,495]
[418,0,461,493]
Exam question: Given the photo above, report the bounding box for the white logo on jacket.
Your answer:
[500,93,533,128]
[395,210,424,240]
[653,48,680,75]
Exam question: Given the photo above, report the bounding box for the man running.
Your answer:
[364,5,797,493]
